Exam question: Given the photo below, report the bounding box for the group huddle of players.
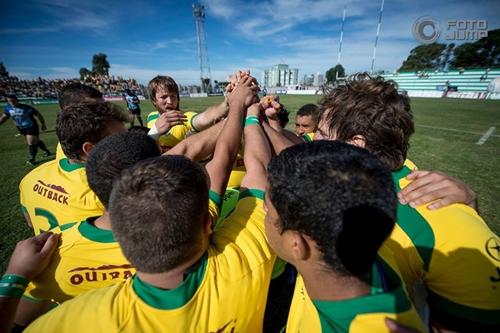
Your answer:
[0,71,499,333]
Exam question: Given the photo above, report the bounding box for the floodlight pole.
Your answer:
[193,4,212,93]
[337,5,347,66]
[370,0,384,74]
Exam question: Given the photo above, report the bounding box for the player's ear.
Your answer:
[347,135,366,148]
[204,214,213,236]
[81,141,95,160]
[288,231,311,262]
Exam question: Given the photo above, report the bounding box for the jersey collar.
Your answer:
[59,158,85,172]
[132,252,208,310]
[78,217,115,243]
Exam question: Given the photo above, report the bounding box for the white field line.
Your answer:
[416,124,500,139]
[476,127,496,145]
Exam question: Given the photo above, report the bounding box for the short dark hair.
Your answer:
[56,102,129,161]
[147,75,180,110]
[86,132,160,208]
[128,126,150,135]
[58,83,103,109]
[296,103,320,121]
[109,155,209,273]
[268,140,396,282]
[320,73,414,170]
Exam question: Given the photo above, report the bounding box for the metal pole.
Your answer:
[370,0,384,74]
[337,5,347,65]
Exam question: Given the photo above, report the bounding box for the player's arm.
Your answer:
[32,109,47,131]
[165,120,224,161]
[261,120,298,155]
[240,103,272,191]
[148,110,188,139]
[398,170,478,211]
[0,113,9,125]
[205,75,258,196]
[0,233,58,333]
[191,99,229,132]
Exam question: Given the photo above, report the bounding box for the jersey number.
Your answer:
[35,208,59,232]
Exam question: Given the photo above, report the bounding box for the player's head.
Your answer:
[86,132,160,209]
[109,155,210,273]
[147,75,180,113]
[58,83,103,109]
[295,104,320,136]
[266,140,396,282]
[128,126,150,135]
[6,94,19,107]
[315,73,414,170]
[56,101,129,162]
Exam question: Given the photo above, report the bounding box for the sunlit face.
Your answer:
[314,109,336,141]
[153,86,179,114]
[295,115,316,136]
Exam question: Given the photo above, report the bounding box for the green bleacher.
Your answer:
[381,69,500,92]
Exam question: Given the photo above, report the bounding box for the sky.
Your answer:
[0,0,499,85]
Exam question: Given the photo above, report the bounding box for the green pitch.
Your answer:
[1,96,499,271]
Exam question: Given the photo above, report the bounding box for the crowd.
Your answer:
[0,73,144,101]
[0,71,498,333]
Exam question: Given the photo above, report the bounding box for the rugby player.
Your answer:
[266,140,425,332]
[124,88,143,127]
[0,95,51,165]
[314,74,500,331]
[295,103,320,141]
[19,102,128,234]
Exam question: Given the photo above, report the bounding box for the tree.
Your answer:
[92,53,110,75]
[453,29,500,68]
[79,67,92,80]
[0,62,8,78]
[325,64,345,84]
[398,43,446,71]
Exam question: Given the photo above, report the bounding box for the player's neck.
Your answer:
[93,211,112,230]
[299,265,371,302]
[137,250,206,290]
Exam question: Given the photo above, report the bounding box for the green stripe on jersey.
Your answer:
[392,166,435,272]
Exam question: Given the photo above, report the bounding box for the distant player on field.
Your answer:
[0,95,51,165]
[123,88,143,126]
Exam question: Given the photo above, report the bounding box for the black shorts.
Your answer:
[17,125,39,136]
[129,107,141,115]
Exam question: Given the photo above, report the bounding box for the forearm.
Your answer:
[0,274,29,333]
[241,120,271,190]
[261,121,297,155]
[166,121,223,160]
[192,100,228,131]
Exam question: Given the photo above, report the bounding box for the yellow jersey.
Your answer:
[26,189,276,332]
[19,158,104,235]
[302,132,314,143]
[25,217,134,303]
[146,110,198,152]
[385,160,500,329]
[55,142,65,162]
[286,246,425,333]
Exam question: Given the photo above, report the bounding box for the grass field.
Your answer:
[0,96,499,272]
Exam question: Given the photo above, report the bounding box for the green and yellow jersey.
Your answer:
[385,159,500,329]
[286,246,425,333]
[19,158,104,235]
[302,132,314,143]
[25,217,134,303]
[146,111,198,152]
[26,189,275,332]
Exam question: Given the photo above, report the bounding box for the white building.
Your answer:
[313,72,325,86]
[263,64,299,87]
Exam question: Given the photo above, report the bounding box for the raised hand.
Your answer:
[155,110,188,135]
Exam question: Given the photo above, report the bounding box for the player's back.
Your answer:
[24,218,134,303]
[4,103,35,128]
[386,160,500,330]
[19,158,104,234]
[25,190,275,332]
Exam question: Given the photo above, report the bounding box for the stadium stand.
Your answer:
[381,68,500,99]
